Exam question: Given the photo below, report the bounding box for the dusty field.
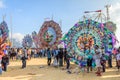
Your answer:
[0,58,120,80]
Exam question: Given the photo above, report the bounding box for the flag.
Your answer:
[95,10,102,12]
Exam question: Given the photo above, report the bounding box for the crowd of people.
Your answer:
[0,47,69,73]
[0,46,120,77]
[72,45,120,76]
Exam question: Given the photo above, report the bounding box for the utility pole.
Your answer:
[59,20,62,28]
[2,15,6,21]
[105,4,111,21]
[10,15,13,47]
[51,14,54,20]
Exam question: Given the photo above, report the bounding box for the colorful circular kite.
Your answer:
[0,21,9,43]
[63,19,116,64]
[0,21,9,56]
[38,20,62,48]
[22,34,33,48]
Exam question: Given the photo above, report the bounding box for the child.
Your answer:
[87,50,93,73]
[47,48,52,66]
[101,53,106,72]
[94,45,102,76]
[73,56,86,74]
[116,50,120,71]
[66,51,71,73]
[79,56,86,73]
[21,54,27,69]
[53,57,58,67]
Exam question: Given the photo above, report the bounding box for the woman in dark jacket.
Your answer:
[63,48,67,64]
[58,48,63,67]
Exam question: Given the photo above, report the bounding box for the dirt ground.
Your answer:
[0,58,120,80]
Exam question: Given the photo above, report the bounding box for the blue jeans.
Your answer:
[66,60,70,69]
[0,67,2,74]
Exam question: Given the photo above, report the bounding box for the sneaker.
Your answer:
[67,71,71,74]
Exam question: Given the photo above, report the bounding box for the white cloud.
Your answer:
[110,3,120,23]
[0,0,5,9]
[9,33,24,43]
[109,2,120,47]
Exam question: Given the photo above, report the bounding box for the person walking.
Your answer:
[66,50,71,72]
[47,48,52,66]
[116,48,120,71]
[58,48,64,67]
[63,48,67,65]
[21,54,27,69]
